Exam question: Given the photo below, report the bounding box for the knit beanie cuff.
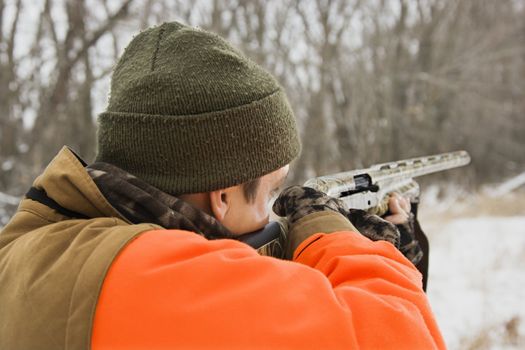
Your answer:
[96,89,301,194]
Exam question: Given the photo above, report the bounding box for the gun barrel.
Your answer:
[369,150,471,183]
[304,150,471,197]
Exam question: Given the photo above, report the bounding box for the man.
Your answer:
[0,22,445,349]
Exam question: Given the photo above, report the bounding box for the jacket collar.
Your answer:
[29,146,129,222]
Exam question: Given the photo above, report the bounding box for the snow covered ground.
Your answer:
[420,186,525,349]
[425,216,525,349]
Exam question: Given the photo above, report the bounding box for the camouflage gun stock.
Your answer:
[240,150,471,257]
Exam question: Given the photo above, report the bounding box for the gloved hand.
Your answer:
[272,185,348,224]
[396,213,423,265]
[273,186,423,265]
[383,193,423,265]
[348,194,424,266]
[345,209,401,247]
[273,185,402,245]
[272,186,352,258]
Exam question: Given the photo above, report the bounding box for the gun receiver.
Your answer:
[239,150,471,257]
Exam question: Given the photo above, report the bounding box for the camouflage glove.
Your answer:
[396,213,424,266]
[273,186,423,265]
[272,186,348,224]
[345,208,424,265]
[272,186,351,259]
[345,209,401,247]
[272,186,401,248]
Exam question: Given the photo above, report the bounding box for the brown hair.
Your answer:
[242,178,261,203]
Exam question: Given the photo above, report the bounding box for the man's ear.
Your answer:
[209,189,229,222]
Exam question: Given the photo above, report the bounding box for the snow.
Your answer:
[424,215,525,349]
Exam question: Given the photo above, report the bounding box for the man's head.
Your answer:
[96,22,300,234]
[180,165,289,235]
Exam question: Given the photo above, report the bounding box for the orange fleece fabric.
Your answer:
[92,229,445,349]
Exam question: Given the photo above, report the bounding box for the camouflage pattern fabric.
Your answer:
[272,186,348,224]
[345,209,400,248]
[87,162,234,241]
[273,186,423,265]
[396,213,424,265]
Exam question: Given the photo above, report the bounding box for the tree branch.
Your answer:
[7,0,22,66]
[0,0,5,46]
[66,0,133,73]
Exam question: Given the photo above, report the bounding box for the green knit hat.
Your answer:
[96,22,301,194]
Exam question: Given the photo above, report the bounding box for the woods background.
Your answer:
[1,0,524,218]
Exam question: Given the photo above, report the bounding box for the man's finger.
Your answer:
[385,197,408,224]
[400,196,411,212]
[390,193,411,213]
[388,196,402,214]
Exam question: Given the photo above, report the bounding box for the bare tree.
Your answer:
[1,0,524,207]
[27,0,134,169]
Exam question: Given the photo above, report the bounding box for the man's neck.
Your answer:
[179,192,213,216]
